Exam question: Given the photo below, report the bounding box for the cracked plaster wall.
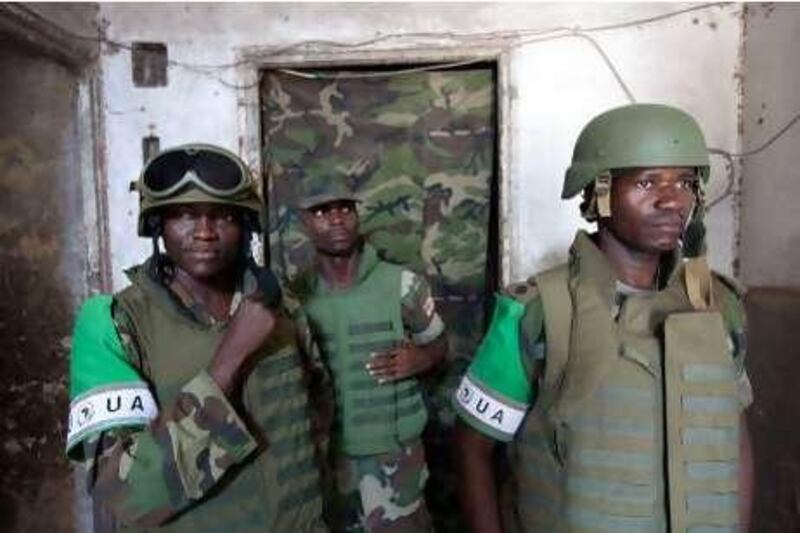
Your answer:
[0,39,87,533]
[741,4,800,288]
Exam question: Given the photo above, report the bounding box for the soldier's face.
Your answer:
[161,203,243,280]
[605,166,699,254]
[301,200,359,257]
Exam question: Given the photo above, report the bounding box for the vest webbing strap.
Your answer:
[685,256,714,310]
[531,265,572,415]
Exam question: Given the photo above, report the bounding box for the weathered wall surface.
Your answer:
[97,2,743,289]
[740,4,800,288]
[745,289,800,531]
[739,5,800,531]
[0,4,100,532]
[23,2,99,38]
[0,43,84,532]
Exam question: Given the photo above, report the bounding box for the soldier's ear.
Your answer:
[298,209,313,231]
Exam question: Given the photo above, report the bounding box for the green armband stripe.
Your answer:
[469,295,532,404]
[70,295,145,397]
[67,296,158,455]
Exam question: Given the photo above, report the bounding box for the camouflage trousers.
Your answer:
[329,439,432,533]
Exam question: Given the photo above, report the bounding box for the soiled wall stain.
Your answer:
[745,289,800,532]
[0,41,87,532]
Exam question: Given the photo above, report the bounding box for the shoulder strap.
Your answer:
[505,280,544,385]
[112,288,152,379]
[531,264,572,414]
[505,280,540,305]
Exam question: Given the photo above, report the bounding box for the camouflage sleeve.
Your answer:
[400,270,445,345]
[716,277,753,409]
[78,308,258,526]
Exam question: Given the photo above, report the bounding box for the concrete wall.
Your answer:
[0,42,85,533]
[97,2,744,289]
[740,4,800,288]
[0,4,100,532]
[739,6,800,530]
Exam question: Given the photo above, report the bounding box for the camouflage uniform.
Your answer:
[294,243,445,533]
[454,231,753,531]
[68,261,326,531]
[263,68,496,533]
[334,441,430,533]
[454,105,754,532]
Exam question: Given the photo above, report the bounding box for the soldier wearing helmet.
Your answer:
[65,144,327,531]
[453,104,754,532]
[289,177,448,532]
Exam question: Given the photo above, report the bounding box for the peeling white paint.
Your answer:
[741,4,800,288]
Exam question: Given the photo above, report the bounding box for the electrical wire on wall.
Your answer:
[15,2,800,209]
[705,110,800,208]
[14,1,727,88]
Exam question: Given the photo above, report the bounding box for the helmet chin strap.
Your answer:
[592,174,714,309]
[594,172,613,218]
[147,215,169,282]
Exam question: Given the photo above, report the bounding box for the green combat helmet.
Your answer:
[563,103,714,309]
[131,143,284,307]
[132,143,265,236]
[294,170,361,211]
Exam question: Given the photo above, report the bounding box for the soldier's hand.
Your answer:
[208,293,277,394]
[366,340,432,383]
[225,292,278,353]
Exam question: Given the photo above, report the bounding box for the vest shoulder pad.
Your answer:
[502,279,545,382]
[712,272,744,299]
[287,268,316,303]
[373,255,406,277]
[710,272,746,334]
[114,281,148,319]
[503,279,541,305]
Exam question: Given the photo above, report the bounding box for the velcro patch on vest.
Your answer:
[455,375,526,439]
[67,383,158,452]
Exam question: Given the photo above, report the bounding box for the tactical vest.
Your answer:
[303,252,426,456]
[507,236,741,533]
[115,268,325,532]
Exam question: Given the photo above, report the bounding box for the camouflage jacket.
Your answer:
[292,242,446,372]
[75,264,324,530]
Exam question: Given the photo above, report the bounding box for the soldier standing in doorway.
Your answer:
[453,104,754,532]
[291,178,448,532]
[66,144,327,531]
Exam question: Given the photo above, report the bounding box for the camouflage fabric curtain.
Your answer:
[262,66,496,533]
[262,67,496,372]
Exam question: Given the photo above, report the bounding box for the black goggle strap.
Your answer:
[149,232,165,281]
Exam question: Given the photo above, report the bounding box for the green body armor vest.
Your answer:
[115,267,325,532]
[507,234,741,533]
[303,249,426,456]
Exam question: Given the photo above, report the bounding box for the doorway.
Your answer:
[260,63,499,531]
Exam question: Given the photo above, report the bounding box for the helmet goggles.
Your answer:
[140,146,252,199]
